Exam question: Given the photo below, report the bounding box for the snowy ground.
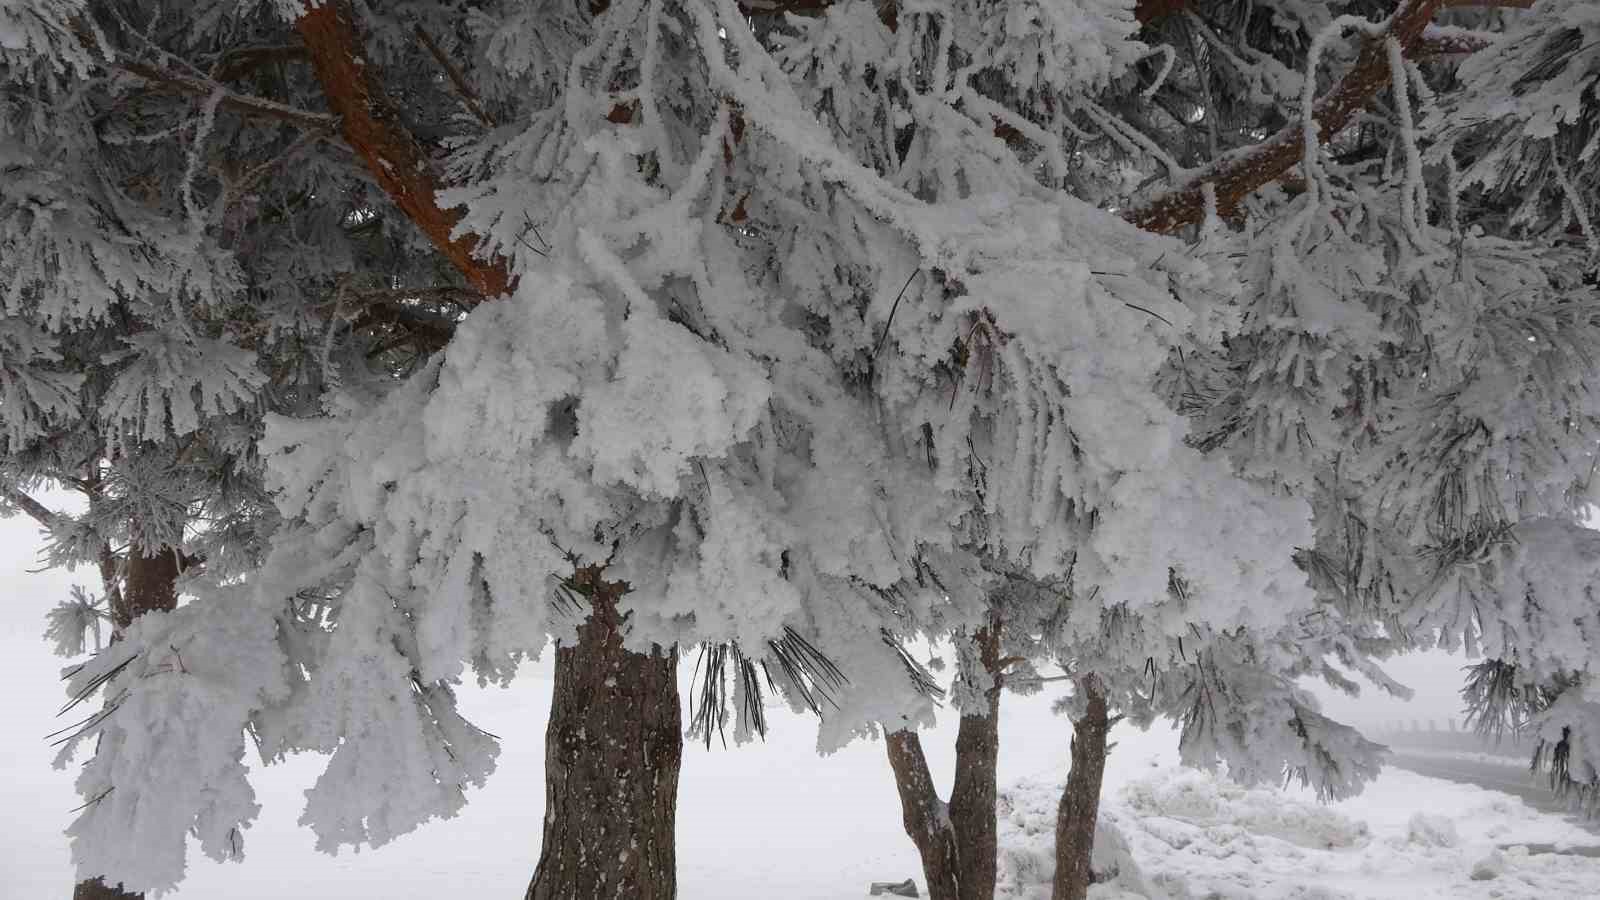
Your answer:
[5,653,1599,899]
[2,507,1598,899]
[1006,764,1600,899]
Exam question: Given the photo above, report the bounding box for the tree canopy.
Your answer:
[4,0,1598,894]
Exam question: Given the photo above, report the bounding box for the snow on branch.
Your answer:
[1126,0,1450,235]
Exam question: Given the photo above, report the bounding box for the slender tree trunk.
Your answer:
[74,542,182,900]
[886,729,963,900]
[526,575,682,900]
[884,623,1003,900]
[1051,676,1109,900]
[948,625,1001,900]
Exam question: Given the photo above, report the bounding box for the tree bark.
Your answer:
[526,576,682,900]
[884,623,1003,900]
[294,0,513,299]
[1051,676,1109,900]
[111,545,180,631]
[72,879,139,900]
[886,729,964,900]
[74,542,182,900]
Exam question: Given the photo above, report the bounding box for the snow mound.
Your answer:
[1405,812,1459,848]
[994,778,1148,900]
[1119,767,1369,851]
[1469,849,1505,881]
[990,765,1600,900]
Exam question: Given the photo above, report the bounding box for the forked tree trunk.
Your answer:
[526,575,682,900]
[1051,676,1109,900]
[885,623,1002,900]
[74,542,182,900]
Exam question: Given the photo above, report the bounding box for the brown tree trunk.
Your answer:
[886,729,963,900]
[526,577,682,900]
[111,545,180,630]
[74,542,183,900]
[72,879,139,900]
[884,623,1003,900]
[1051,676,1109,900]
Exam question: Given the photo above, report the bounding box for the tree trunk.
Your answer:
[72,879,138,900]
[884,623,1003,900]
[111,545,180,631]
[886,729,963,900]
[526,577,682,900]
[74,543,182,900]
[1051,676,1109,900]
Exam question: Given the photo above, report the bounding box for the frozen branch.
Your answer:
[0,485,63,529]
[112,58,339,133]
[70,21,337,134]
[1126,0,1450,235]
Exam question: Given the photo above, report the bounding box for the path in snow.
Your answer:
[1386,750,1600,846]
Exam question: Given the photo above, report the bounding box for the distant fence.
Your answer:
[1369,718,1532,760]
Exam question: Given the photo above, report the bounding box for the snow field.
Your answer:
[4,624,1598,899]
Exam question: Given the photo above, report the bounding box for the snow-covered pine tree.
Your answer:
[3,12,260,896]
[2,1,481,895]
[8,0,1600,899]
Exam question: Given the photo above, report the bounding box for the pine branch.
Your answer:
[1126,0,1449,235]
[69,20,338,134]
[412,25,495,129]
[0,485,63,529]
[295,1,514,300]
[112,59,340,133]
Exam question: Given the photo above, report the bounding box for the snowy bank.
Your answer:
[992,763,1600,900]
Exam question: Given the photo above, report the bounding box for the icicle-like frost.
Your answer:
[1386,37,1428,245]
